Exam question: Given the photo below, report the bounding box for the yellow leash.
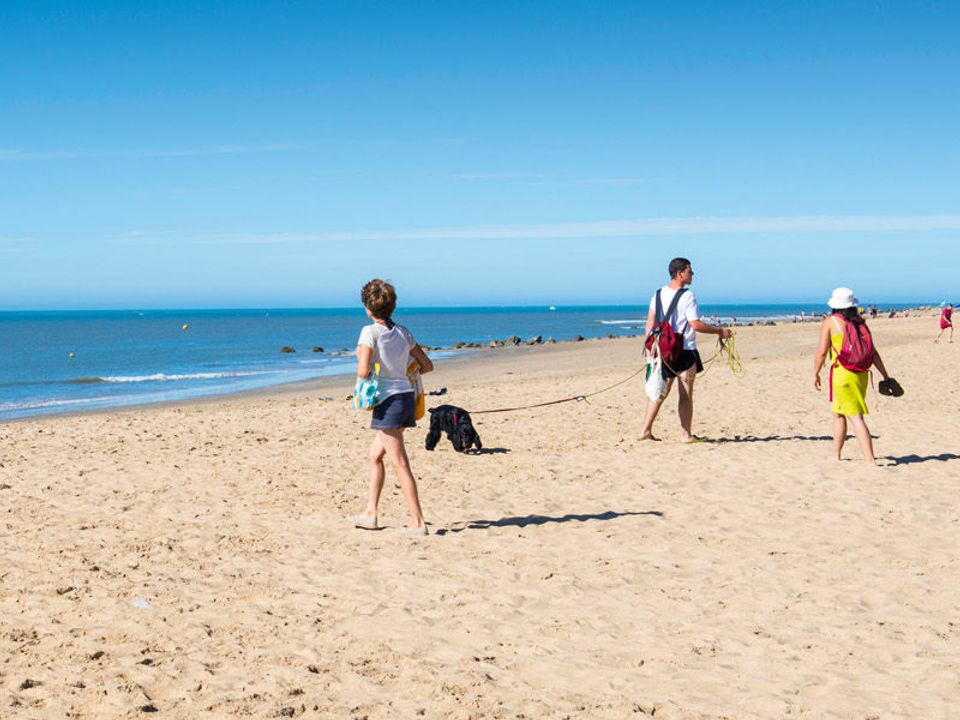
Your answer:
[658,331,746,378]
[701,333,746,377]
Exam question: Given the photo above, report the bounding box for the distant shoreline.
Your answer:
[3,306,939,425]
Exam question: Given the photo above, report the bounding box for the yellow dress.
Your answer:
[830,323,869,416]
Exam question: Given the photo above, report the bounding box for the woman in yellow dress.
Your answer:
[813,287,892,465]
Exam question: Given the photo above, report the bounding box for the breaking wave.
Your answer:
[66,371,271,384]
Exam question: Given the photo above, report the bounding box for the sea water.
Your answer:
[0,303,919,420]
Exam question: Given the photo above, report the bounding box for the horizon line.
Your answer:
[0,299,937,314]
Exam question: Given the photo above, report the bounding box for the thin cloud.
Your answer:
[0,236,31,253]
[121,214,960,246]
[0,144,297,161]
[451,172,650,186]
[450,172,535,181]
[522,177,652,187]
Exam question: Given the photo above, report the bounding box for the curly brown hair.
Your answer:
[361,278,397,320]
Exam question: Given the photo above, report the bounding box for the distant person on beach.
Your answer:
[812,287,892,465]
[349,279,433,535]
[640,257,731,443]
[936,303,953,343]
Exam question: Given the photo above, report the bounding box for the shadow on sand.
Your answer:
[473,447,511,455]
[702,434,879,444]
[884,453,960,466]
[434,510,662,536]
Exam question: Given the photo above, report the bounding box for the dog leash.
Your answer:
[470,334,743,416]
[470,365,648,415]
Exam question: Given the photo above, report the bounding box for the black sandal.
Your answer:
[878,378,904,397]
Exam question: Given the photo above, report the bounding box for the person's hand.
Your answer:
[814,374,821,391]
[719,327,732,340]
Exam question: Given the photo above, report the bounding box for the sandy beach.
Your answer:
[1,312,958,719]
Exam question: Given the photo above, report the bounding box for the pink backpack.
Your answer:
[832,314,875,373]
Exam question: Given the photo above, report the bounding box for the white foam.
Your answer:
[0,397,96,411]
[99,371,270,383]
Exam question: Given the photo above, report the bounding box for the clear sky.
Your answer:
[1,1,958,309]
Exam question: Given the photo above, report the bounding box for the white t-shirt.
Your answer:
[358,322,416,398]
[649,286,700,350]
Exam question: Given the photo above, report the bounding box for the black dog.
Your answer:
[425,405,482,453]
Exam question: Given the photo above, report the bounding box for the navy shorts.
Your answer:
[662,349,703,379]
[371,392,416,430]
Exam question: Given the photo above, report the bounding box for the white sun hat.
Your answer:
[828,287,859,310]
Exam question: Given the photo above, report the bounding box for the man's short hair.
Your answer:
[668,257,691,278]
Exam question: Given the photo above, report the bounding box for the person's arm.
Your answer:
[812,319,832,390]
[410,344,433,374]
[356,344,373,379]
[644,303,656,338]
[872,348,890,380]
[690,319,732,340]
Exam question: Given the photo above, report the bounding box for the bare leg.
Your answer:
[360,433,386,517]
[379,428,426,528]
[640,377,675,439]
[848,414,876,465]
[832,413,847,460]
[676,370,696,441]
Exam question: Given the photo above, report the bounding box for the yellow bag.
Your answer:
[407,360,425,421]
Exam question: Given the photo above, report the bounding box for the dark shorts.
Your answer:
[371,392,416,430]
[662,349,703,379]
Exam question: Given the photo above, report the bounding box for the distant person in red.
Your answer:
[936,303,953,343]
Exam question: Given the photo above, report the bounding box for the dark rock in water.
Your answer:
[505,335,521,346]
[764,320,776,326]
[606,333,616,339]
[525,335,542,345]
[572,334,584,342]
[546,337,556,344]
[312,346,324,353]
[280,346,296,353]
[454,341,466,349]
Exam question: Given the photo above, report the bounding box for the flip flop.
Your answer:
[349,514,378,530]
[878,378,904,397]
[638,434,660,442]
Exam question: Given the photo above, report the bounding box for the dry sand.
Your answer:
[1,314,958,719]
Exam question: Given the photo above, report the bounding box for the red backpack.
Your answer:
[831,314,875,373]
[644,288,687,365]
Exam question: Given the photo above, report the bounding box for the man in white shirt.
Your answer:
[640,257,731,443]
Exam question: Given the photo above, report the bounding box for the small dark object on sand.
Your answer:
[878,378,904,397]
[428,387,447,396]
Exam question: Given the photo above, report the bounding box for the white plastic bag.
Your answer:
[644,352,668,402]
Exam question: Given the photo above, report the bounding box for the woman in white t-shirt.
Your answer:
[349,279,433,536]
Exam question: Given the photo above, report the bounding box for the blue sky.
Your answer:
[1,1,958,309]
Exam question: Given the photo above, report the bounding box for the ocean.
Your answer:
[0,303,920,421]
